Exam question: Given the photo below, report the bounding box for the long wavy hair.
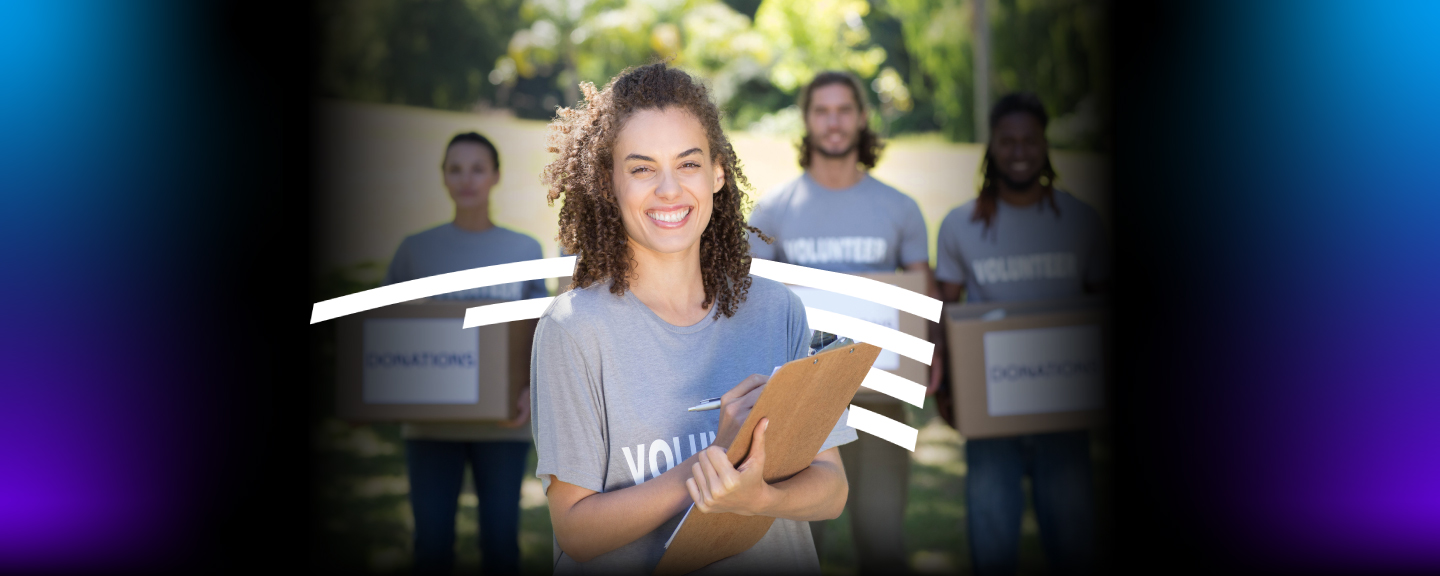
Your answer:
[797,71,885,169]
[972,92,1060,237]
[541,62,769,319]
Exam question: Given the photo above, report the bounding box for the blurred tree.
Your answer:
[316,0,392,104]
[723,0,899,138]
[882,0,977,142]
[316,0,525,111]
[990,0,1109,149]
[860,5,939,136]
[393,0,525,109]
[680,2,774,122]
[315,0,1107,149]
[721,0,763,19]
[753,0,888,93]
[496,0,791,125]
[880,0,1108,148]
[497,0,688,112]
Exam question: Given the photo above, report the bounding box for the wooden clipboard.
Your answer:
[652,343,883,576]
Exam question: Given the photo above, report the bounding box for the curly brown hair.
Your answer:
[797,70,885,169]
[542,62,770,319]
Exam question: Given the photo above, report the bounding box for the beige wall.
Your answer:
[314,100,1111,281]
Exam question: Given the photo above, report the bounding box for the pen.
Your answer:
[684,357,797,413]
[687,397,722,412]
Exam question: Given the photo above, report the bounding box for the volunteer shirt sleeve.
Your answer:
[934,210,967,285]
[530,317,608,493]
[899,196,930,266]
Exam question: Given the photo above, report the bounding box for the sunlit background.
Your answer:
[6,0,1439,574]
[308,1,1112,574]
[312,0,1113,275]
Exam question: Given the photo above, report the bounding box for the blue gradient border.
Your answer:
[1119,0,1440,570]
[1,1,254,571]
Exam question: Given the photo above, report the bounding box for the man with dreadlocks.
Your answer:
[933,92,1109,576]
[745,70,935,573]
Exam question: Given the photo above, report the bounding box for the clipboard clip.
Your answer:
[814,336,855,355]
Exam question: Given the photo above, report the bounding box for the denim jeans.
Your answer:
[965,431,1095,576]
[405,440,530,576]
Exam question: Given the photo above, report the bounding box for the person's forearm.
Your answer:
[753,457,848,521]
[552,453,699,562]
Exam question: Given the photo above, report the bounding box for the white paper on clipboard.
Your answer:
[788,286,902,370]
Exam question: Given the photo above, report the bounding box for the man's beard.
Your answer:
[810,131,860,158]
[994,159,1047,190]
[996,170,1041,191]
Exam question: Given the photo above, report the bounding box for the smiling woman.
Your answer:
[528,63,857,574]
[541,62,768,319]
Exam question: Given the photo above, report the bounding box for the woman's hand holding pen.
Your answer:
[688,373,775,516]
[686,418,775,516]
[713,373,767,449]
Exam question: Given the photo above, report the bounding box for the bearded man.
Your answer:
[746,70,936,574]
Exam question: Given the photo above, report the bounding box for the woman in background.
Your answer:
[381,132,548,575]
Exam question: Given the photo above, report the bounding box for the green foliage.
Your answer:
[314,261,385,301]
[882,0,1110,147]
[680,2,772,106]
[316,0,525,110]
[884,0,977,141]
[316,0,1109,149]
[753,0,888,92]
[990,0,1109,149]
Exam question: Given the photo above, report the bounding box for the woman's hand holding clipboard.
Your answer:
[655,341,883,576]
[684,336,858,516]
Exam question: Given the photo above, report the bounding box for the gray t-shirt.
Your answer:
[382,223,549,441]
[934,190,1110,303]
[384,223,549,301]
[747,173,929,272]
[529,276,857,575]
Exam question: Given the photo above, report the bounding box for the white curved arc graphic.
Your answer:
[308,256,576,324]
[461,297,555,329]
[845,404,918,451]
[306,256,925,451]
[311,256,943,326]
[804,307,935,365]
[860,368,927,408]
[749,259,942,322]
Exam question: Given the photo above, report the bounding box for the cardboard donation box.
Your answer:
[335,299,530,422]
[786,271,929,403]
[944,298,1109,438]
